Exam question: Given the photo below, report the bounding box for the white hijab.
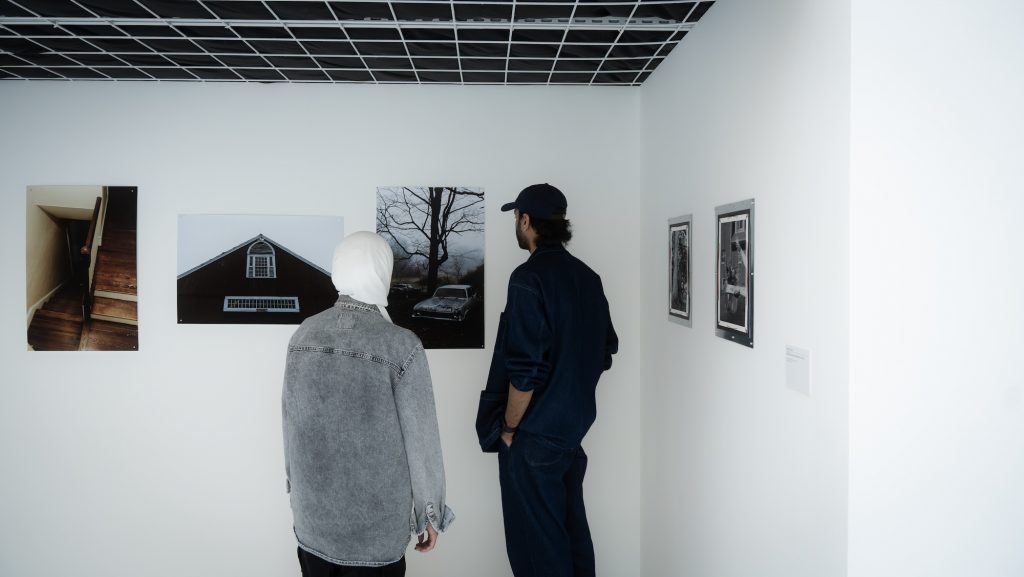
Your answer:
[331,231,394,322]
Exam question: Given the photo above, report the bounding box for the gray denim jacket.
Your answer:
[282,295,454,567]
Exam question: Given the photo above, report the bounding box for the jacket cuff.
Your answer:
[413,502,456,535]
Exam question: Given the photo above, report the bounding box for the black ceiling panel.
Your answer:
[632,1,695,21]
[59,24,124,36]
[233,26,294,39]
[16,52,77,66]
[460,57,498,71]
[236,67,285,80]
[175,25,238,38]
[0,67,18,77]
[0,52,26,65]
[361,56,412,70]
[118,25,182,38]
[69,53,127,66]
[0,1,34,17]
[454,3,512,21]
[352,41,406,56]
[15,0,91,18]
[405,41,456,57]
[507,72,549,83]
[303,40,356,55]
[329,2,393,21]
[144,67,198,79]
[392,3,452,21]
[117,53,173,66]
[600,57,649,72]
[345,27,401,41]
[87,38,153,53]
[6,24,70,36]
[554,59,601,72]
[512,29,563,43]
[140,38,206,53]
[246,39,306,54]
[457,28,507,42]
[280,68,330,81]
[203,1,277,20]
[50,66,106,78]
[313,55,362,68]
[194,39,254,53]
[509,43,560,58]
[266,55,319,68]
[458,42,507,58]
[166,53,222,67]
[31,37,101,52]
[413,57,459,70]
[290,27,348,40]
[189,67,239,80]
[77,0,153,18]
[508,58,553,72]
[402,28,455,42]
[136,0,215,19]
[96,66,152,79]
[564,29,620,44]
[325,68,373,81]
[217,54,271,67]
[417,70,459,83]
[267,2,336,20]
[1,0,714,84]
[462,71,503,83]
[373,69,416,82]
[16,67,61,78]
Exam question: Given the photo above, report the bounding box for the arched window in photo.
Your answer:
[246,237,277,278]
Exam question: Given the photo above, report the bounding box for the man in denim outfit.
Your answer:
[492,184,618,577]
[283,232,454,577]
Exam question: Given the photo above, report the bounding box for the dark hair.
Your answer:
[528,213,573,246]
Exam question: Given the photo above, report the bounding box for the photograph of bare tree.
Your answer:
[377,186,485,349]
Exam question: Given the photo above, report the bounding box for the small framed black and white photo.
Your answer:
[715,199,754,347]
[668,215,692,327]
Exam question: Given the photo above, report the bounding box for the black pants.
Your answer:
[297,548,406,577]
[498,432,595,577]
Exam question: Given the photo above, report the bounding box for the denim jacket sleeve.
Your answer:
[395,344,455,534]
[504,280,552,392]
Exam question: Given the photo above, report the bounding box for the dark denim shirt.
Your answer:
[283,295,454,567]
[497,245,618,447]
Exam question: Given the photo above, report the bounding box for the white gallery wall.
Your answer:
[638,1,851,576]
[849,1,1024,576]
[0,82,644,577]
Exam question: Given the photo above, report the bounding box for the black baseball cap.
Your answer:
[500,183,568,220]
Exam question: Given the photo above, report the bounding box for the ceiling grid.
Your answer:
[0,0,716,86]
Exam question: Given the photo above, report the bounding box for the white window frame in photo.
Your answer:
[246,239,277,278]
[223,296,300,313]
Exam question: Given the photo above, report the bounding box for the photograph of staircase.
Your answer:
[26,186,139,352]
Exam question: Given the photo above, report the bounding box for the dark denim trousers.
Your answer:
[498,432,595,577]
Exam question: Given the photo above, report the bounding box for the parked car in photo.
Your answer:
[389,283,420,296]
[412,284,480,321]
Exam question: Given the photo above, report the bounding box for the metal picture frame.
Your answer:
[668,214,692,327]
[715,199,754,348]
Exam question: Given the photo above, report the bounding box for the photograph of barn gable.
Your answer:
[377,186,485,349]
[177,215,344,325]
[26,185,139,352]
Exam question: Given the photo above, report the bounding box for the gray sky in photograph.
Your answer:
[177,214,345,275]
[377,186,486,271]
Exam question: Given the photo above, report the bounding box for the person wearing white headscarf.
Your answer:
[330,231,394,322]
[283,231,454,577]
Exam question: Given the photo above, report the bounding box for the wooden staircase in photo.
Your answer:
[85,188,138,350]
[27,285,85,351]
